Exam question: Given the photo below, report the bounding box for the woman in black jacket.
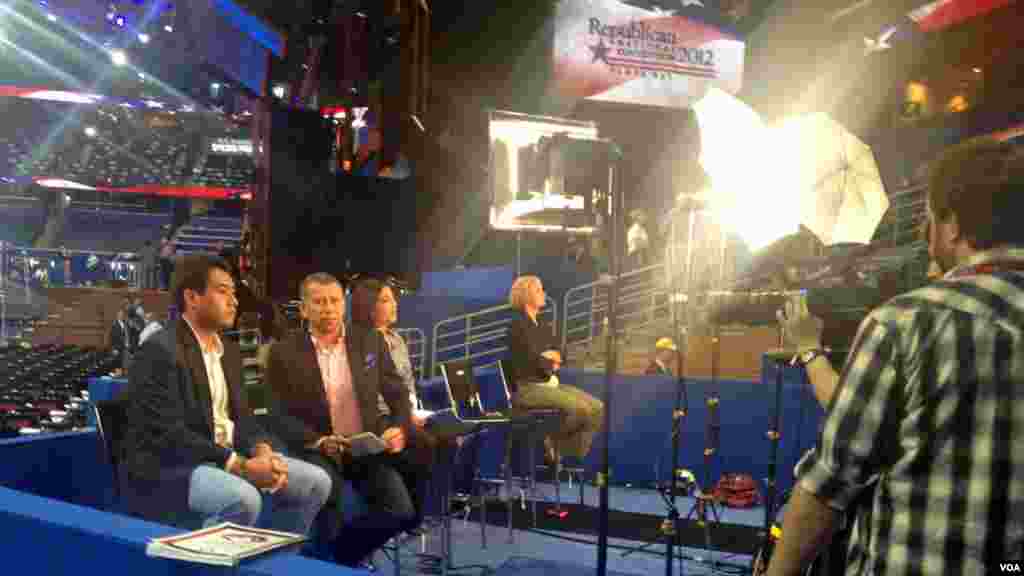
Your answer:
[505,275,604,464]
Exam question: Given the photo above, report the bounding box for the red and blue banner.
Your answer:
[552,0,745,110]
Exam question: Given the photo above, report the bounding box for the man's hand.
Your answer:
[242,455,278,490]
[317,435,350,461]
[381,427,406,454]
[778,292,824,352]
[268,454,288,493]
[251,442,274,459]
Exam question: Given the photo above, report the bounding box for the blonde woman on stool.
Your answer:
[505,275,604,464]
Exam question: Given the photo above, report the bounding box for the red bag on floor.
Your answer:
[713,473,761,508]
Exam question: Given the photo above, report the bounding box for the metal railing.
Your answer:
[68,201,167,214]
[431,296,557,377]
[0,242,141,293]
[395,327,427,381]
[562,262,669,353]
[874,184,927,246]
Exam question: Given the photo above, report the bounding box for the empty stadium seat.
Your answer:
[0,344,118,436]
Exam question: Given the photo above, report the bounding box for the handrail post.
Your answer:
[589,286,596,346]
[561,290,569,351]
[464,315,471,364]
[431,323,439,378]
[0,241,5,343]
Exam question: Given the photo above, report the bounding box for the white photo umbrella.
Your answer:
[776,112,890,246]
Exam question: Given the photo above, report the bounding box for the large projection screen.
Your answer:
[552,0,745,110]
[488,110,605,233]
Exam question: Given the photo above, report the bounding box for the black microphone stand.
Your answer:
[596,145,622,576]
[617,195,701,574]
[663,196,698,576]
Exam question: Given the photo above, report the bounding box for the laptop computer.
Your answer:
[439,359,509,424]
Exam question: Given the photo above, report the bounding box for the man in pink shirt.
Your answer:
[265,272,421,567]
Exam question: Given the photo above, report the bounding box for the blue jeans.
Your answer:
[188,456,331,536]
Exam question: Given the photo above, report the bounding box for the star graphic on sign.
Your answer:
[680,0,704,7]
[589,40,610,64]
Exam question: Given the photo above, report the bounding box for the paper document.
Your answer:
[347,432,389,458]
[145,522,306,566]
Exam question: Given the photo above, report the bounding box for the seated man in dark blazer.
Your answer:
[118,255,330,534]
[109,309,133,368]
[265,272,422,568]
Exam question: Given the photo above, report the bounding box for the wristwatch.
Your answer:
[794,349,826,366]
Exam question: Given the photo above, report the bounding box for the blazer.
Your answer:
[264,324,398,452]
[117,318,277,517]
[109,319,133,352]
[504,309,562,396]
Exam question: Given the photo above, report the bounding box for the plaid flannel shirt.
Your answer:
[797,247,1024,575]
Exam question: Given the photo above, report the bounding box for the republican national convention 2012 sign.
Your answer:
[552,0,745,110]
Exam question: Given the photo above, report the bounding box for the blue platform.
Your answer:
[417,358,824,492]
[0,430,367,575]
[0,354,822,574]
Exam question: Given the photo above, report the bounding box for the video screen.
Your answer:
[488,110,610,233]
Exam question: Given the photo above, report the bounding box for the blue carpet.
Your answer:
[494,556,642,576]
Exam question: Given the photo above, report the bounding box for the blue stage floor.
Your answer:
[371,483,760,575]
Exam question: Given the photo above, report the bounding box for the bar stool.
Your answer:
[492,361,565,542]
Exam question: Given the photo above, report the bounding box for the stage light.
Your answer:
[272,84,286,99]
[106,12,115,21]
[138,72,145,80]
[47,13,57,22]
[973,67,982,74]
[164,25,173,32]
[138,33,150,43]
[115,15,126,27]
[84,126,97,137]
[109,49,127,66]
[692,90,798,251]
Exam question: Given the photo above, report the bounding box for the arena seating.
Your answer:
[0,100,63,179]
[0,343,120,438]
[173,214,242,254]
[190,152,255,189]
[0,197,46,245]
[59,204,172,253]
[1,96,253,193]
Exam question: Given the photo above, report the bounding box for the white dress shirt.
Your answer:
[138,321,163,345]
[183,317,234,448]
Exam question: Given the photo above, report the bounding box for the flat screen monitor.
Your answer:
[488,110,614,234]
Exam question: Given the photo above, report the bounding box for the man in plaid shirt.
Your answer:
[767,138,1024,576]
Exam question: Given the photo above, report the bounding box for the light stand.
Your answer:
[618,195,705,575]
[596,148,621,576]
